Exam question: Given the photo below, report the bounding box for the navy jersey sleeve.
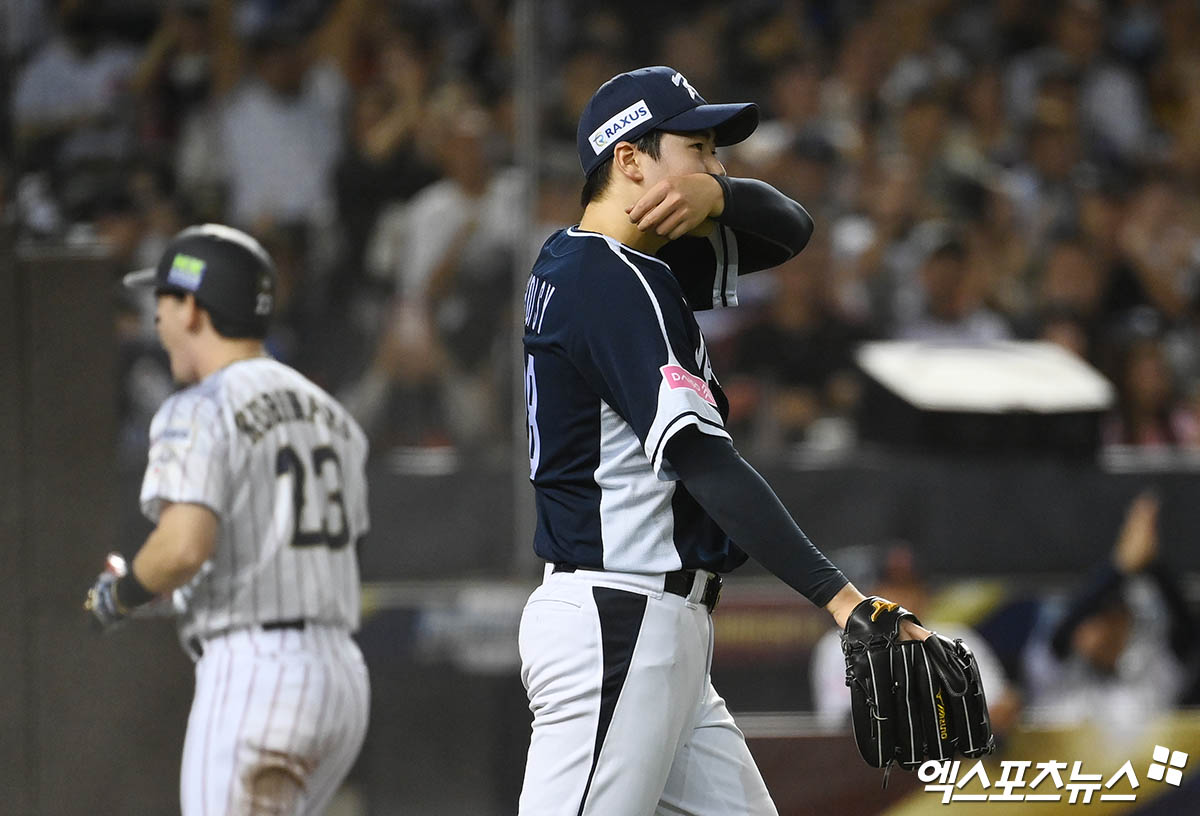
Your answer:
[562,240,729,478]
[660,175,815,311]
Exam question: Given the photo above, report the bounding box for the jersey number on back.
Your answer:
[525,354,541,479]
[276,445,350,549]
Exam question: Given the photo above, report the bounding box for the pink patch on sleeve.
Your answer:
[660,364,717,406]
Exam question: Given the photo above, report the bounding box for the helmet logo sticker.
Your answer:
[167,254,206,291]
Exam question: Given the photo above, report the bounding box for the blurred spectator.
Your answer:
[723,232,867,454]
[810,542,1021,738]
[12,0,142,225]
[964,182,1032,320]
[890,88,958,220]
[657,11,728,101]
[877,0,969,121]
[829,153,924,329]
[1102,334,1199,447]
[1005,0,1152,164]
[944,60,1020,174]
[2,0,49,62]
[1163,286,1200,403]
[779,131,842,218]
[216,22,347,231]
[1148,0,1200,186]
[1028,231,1108,360]
[130,0,241,154]
[1023,492,1199,729]
[346,101,523,452]
[254,221,323,371]
[12,1,140,172]
[763,54,827,139]
[545,43,626,144]
[100,162,187,460]
[894,230,1013,343]
[1111,174,1198,323]
[7,0,1200,464]
[333,21,439,307]
[732,128,842,225]
[1076,171,1125,271]
[1003,94,1086,254]
[820,12,889,155]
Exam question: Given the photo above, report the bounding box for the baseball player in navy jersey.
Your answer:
[518,66,931,815]
[85,224,371,815]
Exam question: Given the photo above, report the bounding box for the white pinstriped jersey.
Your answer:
[140,357,369,642]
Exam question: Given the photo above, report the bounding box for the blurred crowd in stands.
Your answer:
[814,490,1200,738]
[5,0,1200,460]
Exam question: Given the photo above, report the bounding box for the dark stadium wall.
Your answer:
[3,247,189,815]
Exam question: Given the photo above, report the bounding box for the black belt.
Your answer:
[552,564,722,613]
[187,619,307,658]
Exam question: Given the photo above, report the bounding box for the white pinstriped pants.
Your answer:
[180,625,370,816]
[518,568,777,816]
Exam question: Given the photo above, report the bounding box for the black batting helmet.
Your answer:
[124,223,277,336]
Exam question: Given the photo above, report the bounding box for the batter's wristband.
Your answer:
[115,571,156,610]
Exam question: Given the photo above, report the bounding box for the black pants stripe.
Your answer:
[577,587,648,816]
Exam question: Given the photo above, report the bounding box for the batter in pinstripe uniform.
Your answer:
[516,67,908,815]
[86,224,371,815]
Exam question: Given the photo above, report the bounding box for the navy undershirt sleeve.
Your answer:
[659,175,815,310]
[664,427,848,606]
[711,174,815,263]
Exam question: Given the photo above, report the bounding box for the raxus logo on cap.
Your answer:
[576,66,760,177]
[588,99,653,154]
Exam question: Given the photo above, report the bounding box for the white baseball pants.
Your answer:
[180,625,370,816]
[518,567,777,816]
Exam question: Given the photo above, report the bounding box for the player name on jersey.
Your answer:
[524,273,557,335]
[233,388,353,443]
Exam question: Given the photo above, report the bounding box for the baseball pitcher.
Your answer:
[517,66,993,815]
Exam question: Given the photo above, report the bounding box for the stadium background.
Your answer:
[4,0,1200,813]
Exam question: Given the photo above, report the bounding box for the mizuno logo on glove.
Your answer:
[870,599,899,621]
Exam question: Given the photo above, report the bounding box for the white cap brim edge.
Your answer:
[122,268,158,288]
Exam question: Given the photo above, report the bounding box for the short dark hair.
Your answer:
[159,290,269,340]
[580,130,664,207]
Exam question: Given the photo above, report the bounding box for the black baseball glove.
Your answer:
[842,596,995,771]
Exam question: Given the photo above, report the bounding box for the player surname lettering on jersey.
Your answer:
[523,273,556,334]
[233,387,352,443]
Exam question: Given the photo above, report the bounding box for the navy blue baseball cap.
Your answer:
[577,66,759,177]
[123,223,276,332]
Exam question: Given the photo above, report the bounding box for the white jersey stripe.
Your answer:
[595,401,682,573]
[704,225,741,309]
[724,225,739,306]
[565,227,671,268]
